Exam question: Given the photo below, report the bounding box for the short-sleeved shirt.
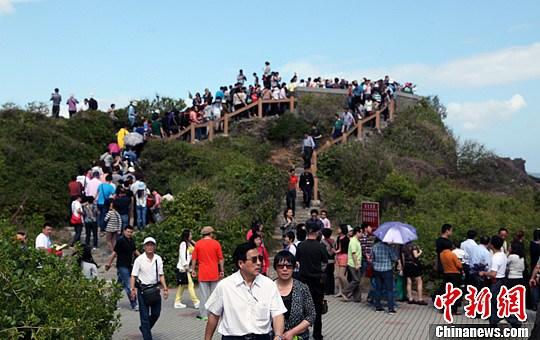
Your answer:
[131,253,164,285]
[192,238,224,282]
[205,271,287,336]
[114,236,136,269]
[287,175,298,191]
[96,183,115,205]
[296,239,328,281]
[35,233,52,249]
[347,236,362,268]
[490,252,507,279]
[151,120,162,136]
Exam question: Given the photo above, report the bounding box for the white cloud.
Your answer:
[0,0,15,14]
[0,0,41,15]
[280,42,540,89]
[446,94,526,130]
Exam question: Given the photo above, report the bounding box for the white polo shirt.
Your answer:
[206,271,287,336]
[35,233,52,249]
[490,252,507,279]
[131,253,164,285]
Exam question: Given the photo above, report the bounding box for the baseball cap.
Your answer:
[347,225,353,233]
[143,237,156,245]
[201,226,215,235]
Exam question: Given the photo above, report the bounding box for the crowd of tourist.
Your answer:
[21,63,538,339]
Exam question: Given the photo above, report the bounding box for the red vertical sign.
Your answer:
[361,202,380,230]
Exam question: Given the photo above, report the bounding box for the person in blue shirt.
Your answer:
[96,174,116,232]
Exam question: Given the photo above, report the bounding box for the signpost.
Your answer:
[361,202,380,230]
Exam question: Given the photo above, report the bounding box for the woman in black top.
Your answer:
[334,224,350,298]
[274,251,316,340]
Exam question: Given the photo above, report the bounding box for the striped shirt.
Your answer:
[105,210,122,233]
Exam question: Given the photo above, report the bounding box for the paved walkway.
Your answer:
[113,286,535,339]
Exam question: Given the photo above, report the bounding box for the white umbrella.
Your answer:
[124,132,144,146]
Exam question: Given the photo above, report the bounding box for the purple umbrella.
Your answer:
[373,221,418,244]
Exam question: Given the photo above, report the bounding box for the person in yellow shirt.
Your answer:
[117,126,129,150]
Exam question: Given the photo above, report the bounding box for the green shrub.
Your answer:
[0,224,121,339]
[0,110,117,229]
[297,94,345,132]
[267,112,310,145]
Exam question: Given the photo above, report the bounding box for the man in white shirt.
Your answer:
[460,230,477,285]
[130,237,169,340]
[35,223,53,250]
[205,242,286,340]
[480,236,521,328]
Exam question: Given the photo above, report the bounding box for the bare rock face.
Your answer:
[229,116,277,140]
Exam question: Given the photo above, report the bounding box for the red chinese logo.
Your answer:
[434,283,462,323]
[436,284,527,324]
[497,285,526,322]
[463,286,492,320]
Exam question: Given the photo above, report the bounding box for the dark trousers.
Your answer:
[301,187,312,208]
[374,270,395,310]
[300,276,324,339]
[302,147,313,168]
[489,279,521,327]
[285,189,296,214]
[84,221,98,248]
[97,204,109,232]
[443,273,462,313]
[52,105,60,118]
[71,223,83,246]
[137,290,162,340]
[325,262,335,295]
[343,266,362,301]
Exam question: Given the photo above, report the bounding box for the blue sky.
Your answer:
[1,0,539,172]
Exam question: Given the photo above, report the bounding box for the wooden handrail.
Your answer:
[167,97,295,142]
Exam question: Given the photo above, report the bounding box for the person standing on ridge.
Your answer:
[50,88,62,118]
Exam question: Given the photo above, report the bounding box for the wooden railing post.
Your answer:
[289,96,295,112]
[389,99,395,121]
[208,120,214,141]
[258,99,263,118]
[376,111,380,130]
[224,114,229,136]
[342,132,347,144]
[190,124,195,143]
[358,122,363,140]
[312,151,318,202]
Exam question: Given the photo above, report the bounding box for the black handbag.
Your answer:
[175,269,188,285]
[140,261,161,306]
[175,241,190,285]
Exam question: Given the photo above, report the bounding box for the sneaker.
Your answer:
[375,307,384,312]
[174,302,187,309]
[196,316,208,321]
[193,301,200,309]
[388,309,397,314]
[132,305,139,311]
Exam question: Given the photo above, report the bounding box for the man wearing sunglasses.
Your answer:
[204,242,287,340]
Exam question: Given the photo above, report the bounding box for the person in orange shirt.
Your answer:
[439,242,463,315]
[191,226,224,321]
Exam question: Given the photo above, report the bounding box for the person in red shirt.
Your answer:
[249,233,270,276]
[286,168,298,215]
[191,226,224,320]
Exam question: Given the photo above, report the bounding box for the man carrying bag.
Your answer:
[131,237,169,340]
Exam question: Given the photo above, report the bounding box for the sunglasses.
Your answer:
[276,264,294,270]
[246,255,264,263]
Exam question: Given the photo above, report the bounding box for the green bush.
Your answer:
[0,224,121,339]
[0,110,117,229]
[267,112,310,146]
[297,94,345,132]
[137,137,285,283]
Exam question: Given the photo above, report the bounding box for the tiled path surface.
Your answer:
[113,287,535,340]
